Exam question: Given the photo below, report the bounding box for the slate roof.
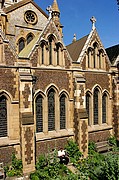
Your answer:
[66,35,88,61]
[106,44,119,64]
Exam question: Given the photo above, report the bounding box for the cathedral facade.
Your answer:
[0,0,119,173]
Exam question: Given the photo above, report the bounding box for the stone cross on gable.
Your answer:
[90,16,96,30]
[46,5,53,20]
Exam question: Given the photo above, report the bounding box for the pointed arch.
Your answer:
[93,87,100,125]
[48,34,57,65]
[18,37,25,52]
[102,91,109,124]
[26,33,34,45]
[0,95,7,137]
[86,91,92,125]
[48,88,55,131]
[35,94,43,132]
[56,42,63,65]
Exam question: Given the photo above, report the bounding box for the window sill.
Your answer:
[36,129,74,141]
[88,124,112,133]
[0,137,20,147]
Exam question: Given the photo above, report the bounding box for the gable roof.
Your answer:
[66,35,88,62]
[106,44,119,65]
[18,19,66,59]
[4,0,48,18]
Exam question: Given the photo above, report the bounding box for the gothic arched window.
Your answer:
[86,92,91,125]
[18,38,25,52]
[40,42,45,64]
[102,93,107,124]
[0,95,7,137]
[93,88,99,125]
[48,89,55,131]
[27,33,33,45]
[36,95,43,132]
[49,37,53,65]
[60,94,66,129]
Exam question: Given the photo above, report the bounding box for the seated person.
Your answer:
[58,148,69,165]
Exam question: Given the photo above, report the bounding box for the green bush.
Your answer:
[65,139,82,164]
[4,153,23,177]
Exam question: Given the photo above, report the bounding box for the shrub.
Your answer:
[4,153,23,177]
[65,139,82,164]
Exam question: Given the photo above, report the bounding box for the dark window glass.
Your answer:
[49,37,52,65]
[102,93,107,123]
[0,96,7,137]
[36,95,43,132]
[19,38,25,52]
[27,34,33,45]
[41,43,45,64]
[56,45,59,65]
[86,93,90,125]
[93,49,96,68]
[93,88,99,125]
[48,89,55,131]
[60,94,66,129]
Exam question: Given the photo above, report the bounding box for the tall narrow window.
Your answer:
[27,33,33,45]
[93,48,96,68]
[86,93,91,125]
[93,88,99,125]
[60,94,66,129]
[102,93,107,123]
[41,43,45,64]
[57,46,59,65]
[0,96,7,137]
[36,95,43,132]
[48,89,55,131]
[18,38,25,52]
[49,37,52,65]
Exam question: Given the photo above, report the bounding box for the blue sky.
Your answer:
[35,0,119,48]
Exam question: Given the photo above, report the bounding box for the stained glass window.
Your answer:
[0,96,7,137]
[48,89,55,131]
[36,95,43,132]
[60,94,66,129]
[93,88,99,125]
[102,93,107,123]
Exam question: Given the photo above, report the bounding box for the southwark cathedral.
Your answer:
[0,0,119,173]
